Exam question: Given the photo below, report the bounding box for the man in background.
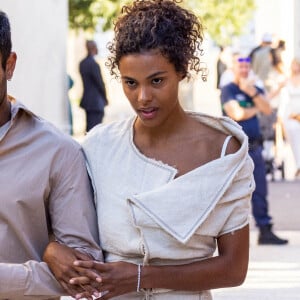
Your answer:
[220,54,288,245]
[249,32,273,85]
[79,40,108,132]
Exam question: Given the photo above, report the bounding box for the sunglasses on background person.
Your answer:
[238,57,251,63]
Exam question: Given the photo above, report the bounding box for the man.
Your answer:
[220,55,288,245]
[0,11,102,299]
[216,45,227,89]
[79,40,108,132]
[249,32,273,85]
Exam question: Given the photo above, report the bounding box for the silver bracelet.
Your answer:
[136,264,142,292]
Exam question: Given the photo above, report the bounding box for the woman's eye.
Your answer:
[125,80,136,87]
[152,78,163,85]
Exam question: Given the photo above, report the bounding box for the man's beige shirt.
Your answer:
[0,98,102,300]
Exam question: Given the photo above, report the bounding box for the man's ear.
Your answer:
[6,52,17,80]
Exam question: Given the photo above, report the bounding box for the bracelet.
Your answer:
[251,91,260,98]
[137,264,142,292]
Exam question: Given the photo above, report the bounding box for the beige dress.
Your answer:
[83,112,255,299]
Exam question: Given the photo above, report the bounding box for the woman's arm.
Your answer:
[143,225,249,291]
[70,225,249,299]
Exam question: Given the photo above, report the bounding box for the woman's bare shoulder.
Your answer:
[189,117,241,156]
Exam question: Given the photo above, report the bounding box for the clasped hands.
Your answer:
[43,242,138,300]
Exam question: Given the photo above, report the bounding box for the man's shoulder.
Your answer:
[37,118,81,150]
[33,121,85,167]
[11,99,81,155]
[221,82,237,93]
[249,45,261,58]
[220,82,241,105]
[79,56,98,71]
[80,55,93,65]
[253,46,271,59]
[81,55,96,64]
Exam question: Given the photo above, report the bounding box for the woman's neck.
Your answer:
[134,106,188,146]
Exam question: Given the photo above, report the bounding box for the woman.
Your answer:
[279,57,300,178]
[44,1,254,299]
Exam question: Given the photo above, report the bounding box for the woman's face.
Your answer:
[119,50,184,129]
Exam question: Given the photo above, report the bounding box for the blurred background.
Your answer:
[1,0,300,178]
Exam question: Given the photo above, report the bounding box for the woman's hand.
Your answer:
[70,261,139,300]
[63,226,249,299]
[43,241,98,298]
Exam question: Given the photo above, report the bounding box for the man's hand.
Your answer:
[43,242,97,298]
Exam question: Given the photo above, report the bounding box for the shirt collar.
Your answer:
[9,95,40,121]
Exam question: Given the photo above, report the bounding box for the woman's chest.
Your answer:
[135,138,221,178]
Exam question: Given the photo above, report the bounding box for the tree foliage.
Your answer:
[69,0,256,46]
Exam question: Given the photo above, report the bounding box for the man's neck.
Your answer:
[233,78,240,86]
[0,97,11,126]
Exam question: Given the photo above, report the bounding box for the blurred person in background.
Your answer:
[278,57,300,178]
[221,54,288,245]
[272,39,286,74]
[249,32,273,86]
[216,45,227,89]
[258,43,287,165]
[79,40,108,133]
[67,73,74,135]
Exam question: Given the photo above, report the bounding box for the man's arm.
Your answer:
[239,78,272,115]
[251,91,272,115]
[49,146,102,260]
[0,261,64,299]
[45,144,102,296]
[223,100,259,121]
[0,144,102,299]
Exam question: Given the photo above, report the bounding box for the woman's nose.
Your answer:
[138,86,151,103]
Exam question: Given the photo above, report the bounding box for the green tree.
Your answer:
[69,0,256,45]
[69,0,130,32]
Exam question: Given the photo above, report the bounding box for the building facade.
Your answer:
[0,0,69,133]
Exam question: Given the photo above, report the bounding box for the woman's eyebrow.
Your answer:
[146,71,168,79]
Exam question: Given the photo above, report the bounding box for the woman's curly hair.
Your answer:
[106,0,206,80]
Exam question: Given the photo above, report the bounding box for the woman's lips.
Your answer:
[139,107,158,119]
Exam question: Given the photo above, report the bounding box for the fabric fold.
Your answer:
[127,113,254,244]
[128,152,250,243]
